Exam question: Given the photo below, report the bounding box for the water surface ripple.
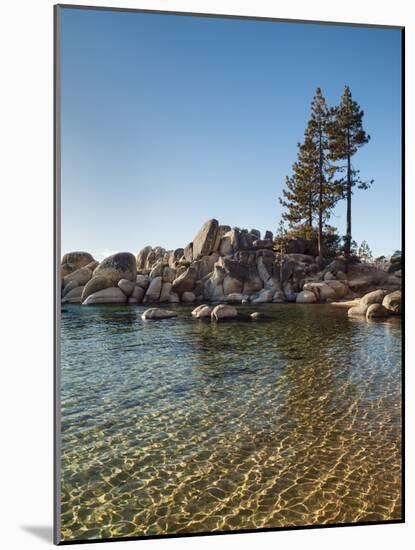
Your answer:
[60,304,402,541]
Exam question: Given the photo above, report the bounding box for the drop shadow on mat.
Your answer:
[21,525,53,543]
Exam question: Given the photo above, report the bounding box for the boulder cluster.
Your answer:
[348,289,402,320]
[61,218,402,310]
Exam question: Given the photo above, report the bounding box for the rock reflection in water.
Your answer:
[60,304,401,541]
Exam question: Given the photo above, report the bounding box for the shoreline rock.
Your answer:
[61,219,402,311]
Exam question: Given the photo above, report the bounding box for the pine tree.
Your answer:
[279,88,340,265]
[328,86,373,268]
[279,133,318,236]
[307,88,340,265]
[358,240,373,263]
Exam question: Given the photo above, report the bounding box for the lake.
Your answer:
[60,303,402,541]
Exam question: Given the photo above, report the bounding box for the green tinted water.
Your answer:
[60,303,402,541]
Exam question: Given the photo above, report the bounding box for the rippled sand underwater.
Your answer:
[60,304,402,541]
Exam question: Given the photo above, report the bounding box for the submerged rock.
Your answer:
[192,304,213,319]
[251,312,263,320]
[141,308,178,320]
[211,304,238,321]
[366,303,391,319]
[348,304,368,317]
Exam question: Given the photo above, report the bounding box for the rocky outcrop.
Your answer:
[347,288,402,321]
[61,219,403,309]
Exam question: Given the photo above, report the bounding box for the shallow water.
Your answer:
[60,303,402,541]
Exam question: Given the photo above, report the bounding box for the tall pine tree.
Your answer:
[328,86,372,268]
[279,133,318,237]
[280,88,340,264]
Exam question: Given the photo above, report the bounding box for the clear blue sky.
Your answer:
[60,7,402,260]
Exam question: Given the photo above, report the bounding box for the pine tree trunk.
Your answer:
[317,129,323,267]
[345,131,352,271]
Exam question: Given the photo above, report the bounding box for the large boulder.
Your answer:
[93,252,137,285]
[63,266,93,289]
[223,275,243,295]
[382,290,402,314]
[192,304,213,318]
[141,308,178,320]
[256,252,275,283]
[61,286,84,304]
[302,282,336,302]
[348,277,371,293]
[61,251,95,275]
[159,282,173,302]
[238,230,256,250]
[149,260,164,279]
[131,285,145,302]
[213,225,232,252]
[219,229,239,256]
[197,253,220,279]
[192,219,219,259]
[242,267,263,295]
[184,242,193,263]
[211,304,238,321]
[168,248,184,267]
[360,289,389,306]
[81,276,113,302]
[136,274,150,289]
[136,246,153,270]
[118,278,135,297]
[325,259,346,275]
[324,280,349,299]
[162,266,176,283]
[172,265,198,295]
[366,304,391,319]
[348,304,368,317]
[182,291,196,303]
[296,290,317,304]
[251,289,274,304]
[203,264,226,301]
[62,280,78,298]
[82,287,127,305]
[143,276,163,302]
